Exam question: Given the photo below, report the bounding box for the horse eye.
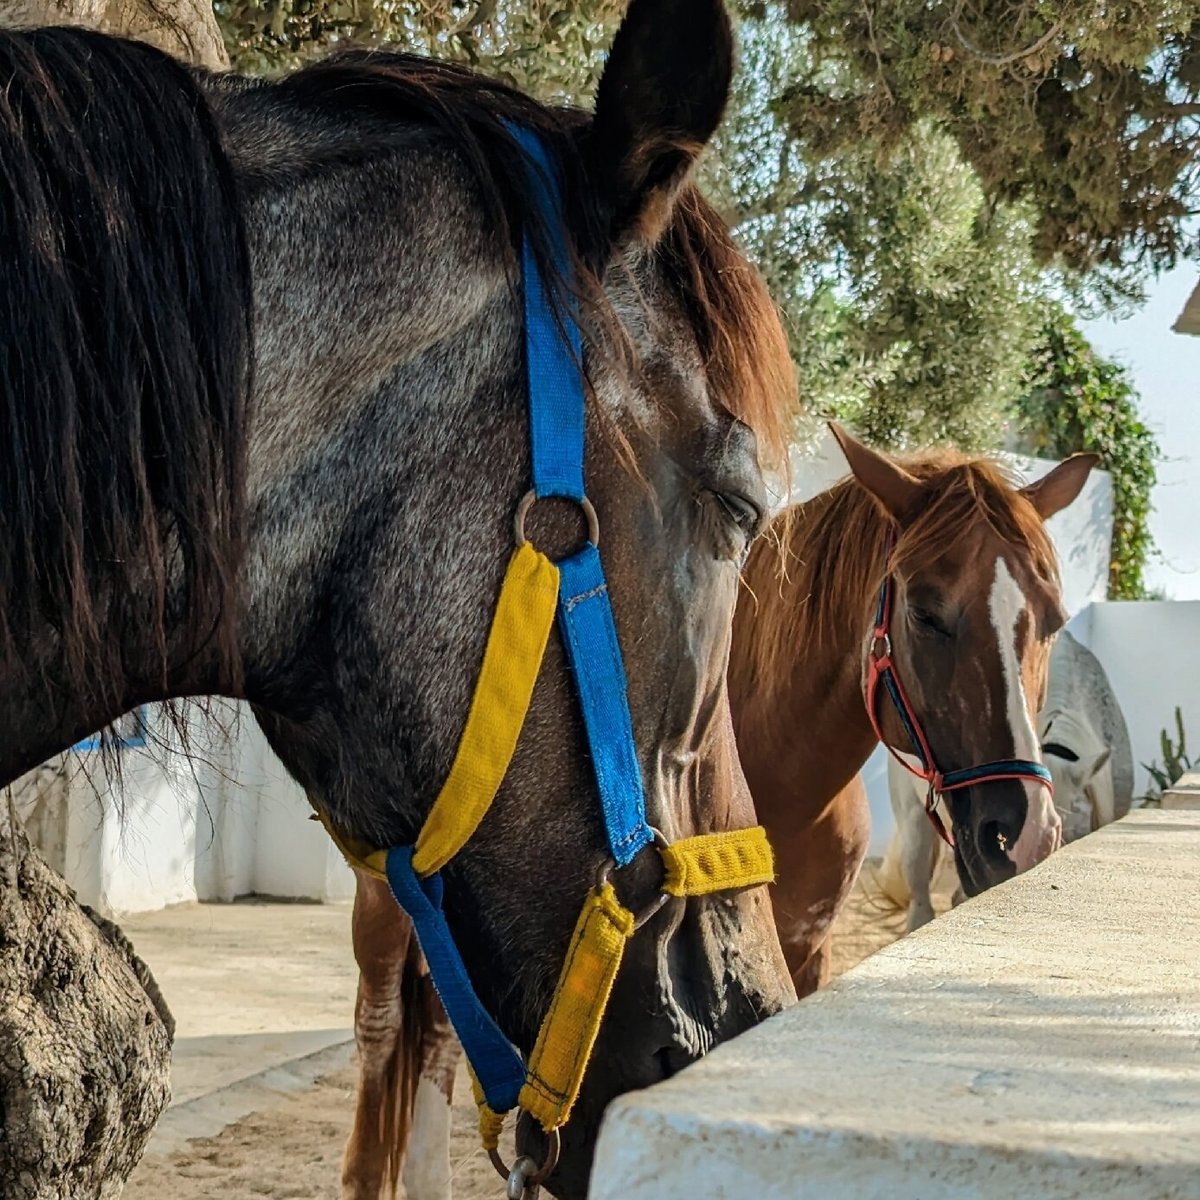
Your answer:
[912,608,951,639]
[1041,742,1079,762]
[713,491,762,537]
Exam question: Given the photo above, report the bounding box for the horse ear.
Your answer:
[588,0,733,245]
[829,422,924,523]
[1020,453,1099,520]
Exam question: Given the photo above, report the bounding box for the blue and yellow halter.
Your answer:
[317,126,773,1193]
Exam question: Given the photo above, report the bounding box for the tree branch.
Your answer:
[861,0,895,102]
[947,0,1063,68]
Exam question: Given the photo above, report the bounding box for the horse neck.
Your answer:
[2,85,517,791]
[732,489,883,828]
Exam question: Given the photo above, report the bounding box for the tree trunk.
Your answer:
[0,7,224,1195]
[0,799,174,1199]
[0,0,228,68]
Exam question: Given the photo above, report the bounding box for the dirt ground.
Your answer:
[126,867,941,1200]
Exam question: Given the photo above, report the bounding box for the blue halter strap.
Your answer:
[511,126,654,868]
[381,124,654,1116]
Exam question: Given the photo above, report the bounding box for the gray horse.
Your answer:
[0,5,796,1194]
[1039,629,1134,841]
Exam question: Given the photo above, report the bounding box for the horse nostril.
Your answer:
[980,819,1014,858]
[656,1046,696,1081]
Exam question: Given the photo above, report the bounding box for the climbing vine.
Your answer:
[1013,308,1160,600]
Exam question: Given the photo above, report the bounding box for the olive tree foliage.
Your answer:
[216,0,624,97]
[211,0,1165,475]
[777,0,1200,271]
[710,4,1046,450]
[1013,307,1161,599]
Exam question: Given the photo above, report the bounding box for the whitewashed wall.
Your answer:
[1068,600,1200,798]
[54,705,352,916]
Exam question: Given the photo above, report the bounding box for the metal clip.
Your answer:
[506,1156,541,1200]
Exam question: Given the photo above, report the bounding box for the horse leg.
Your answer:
[772,777,870,1000]
[896,786,937,931]
[401,959,461,1200]
[790,932,834,996]
[342,871,419,1200]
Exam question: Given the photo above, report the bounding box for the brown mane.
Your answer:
[739,449,1061,702]
[659,187,795,471]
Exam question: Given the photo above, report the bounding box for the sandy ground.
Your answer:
[124,869,946,1200]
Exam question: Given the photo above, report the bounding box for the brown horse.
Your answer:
[729,426,1096,996]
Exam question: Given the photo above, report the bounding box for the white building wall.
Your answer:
[62,720,200,914]
[54,702,352,917]
[1070,600,1200,797]
[251,734,354,902]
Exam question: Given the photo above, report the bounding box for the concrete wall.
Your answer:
[590,810,1200,1199]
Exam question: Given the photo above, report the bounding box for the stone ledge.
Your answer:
[1163,771,1200,810]
[591,810,1200,1200]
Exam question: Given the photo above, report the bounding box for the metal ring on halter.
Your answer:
[514,488,600,550]
[870,632,892,660]
[595,826,672,930]
[489,1129,561,1194]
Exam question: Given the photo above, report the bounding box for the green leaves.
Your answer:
[771,0,1200,271]
[1013,308,1161,600]
[213,1,625,97]
[213,0,1161,601]
[1140,707,1192,804]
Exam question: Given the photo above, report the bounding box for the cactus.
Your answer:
[1138,707,1193,807]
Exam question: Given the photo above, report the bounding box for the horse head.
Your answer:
[831,426,1097,896]
[241,2,799,1186]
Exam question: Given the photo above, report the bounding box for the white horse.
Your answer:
[879,629,1133,930]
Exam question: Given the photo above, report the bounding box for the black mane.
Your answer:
[0,28,251,705]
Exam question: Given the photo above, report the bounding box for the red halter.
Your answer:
[864,537,1054,850]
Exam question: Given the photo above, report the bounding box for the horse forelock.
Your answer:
[0,28,252,714]
[888,454,1060,595]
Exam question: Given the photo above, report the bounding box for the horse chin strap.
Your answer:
[863,534,1054,852]
[316,125,774,1197]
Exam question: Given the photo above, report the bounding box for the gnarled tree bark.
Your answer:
[0,799,174,1199]
[0,0,228,68]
